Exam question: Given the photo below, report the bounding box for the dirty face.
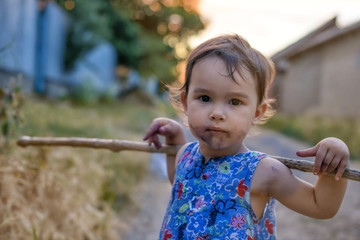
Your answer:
[182,56,266,161]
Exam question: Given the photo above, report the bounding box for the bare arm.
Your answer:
[256,137,349,219]
[143,118,187,184]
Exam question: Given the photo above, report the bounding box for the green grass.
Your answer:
[13,95,174,213]
[264,114,360,160]
[18,98,163,139]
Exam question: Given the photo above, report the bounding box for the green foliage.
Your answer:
[265,114,360,159]
[55,0,135,69]
[264,116,306,142]
[68,78,99,105]
[106,6,142,67]
[32,226,38,240]
[55,0,205,84]
[137,31,175,82]
[0,76,24,149]
[19,96,168,139]
[119,0,205,84]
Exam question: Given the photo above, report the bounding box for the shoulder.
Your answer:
[177,142,198,159]
[258,156,294,182]
[175,142,197,168]
[252,156,294,194]
[257,156,291,174]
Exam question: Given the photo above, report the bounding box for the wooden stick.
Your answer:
[17,136,180,154]
[17,136,360,182]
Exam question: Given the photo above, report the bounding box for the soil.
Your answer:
[121,127,360,240]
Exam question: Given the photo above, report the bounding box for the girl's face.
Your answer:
[182,56,266,161]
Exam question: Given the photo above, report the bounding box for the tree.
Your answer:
[54,0,205,84]
[115,0,205,84]
[54,0,140,70]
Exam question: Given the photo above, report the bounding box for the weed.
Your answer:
[32,226,38,240]
[0,75,24,150]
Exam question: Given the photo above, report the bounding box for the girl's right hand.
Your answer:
[143,118,186,149]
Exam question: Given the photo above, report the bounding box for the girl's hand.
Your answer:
[296,137,350,180]
[143,118,185,149]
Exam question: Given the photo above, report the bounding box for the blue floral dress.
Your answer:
[159,142,276,240]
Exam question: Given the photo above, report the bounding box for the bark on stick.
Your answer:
[17,136,360,181]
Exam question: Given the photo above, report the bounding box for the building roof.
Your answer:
[272,16,360,62]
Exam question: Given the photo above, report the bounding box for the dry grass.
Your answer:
[0,148,115,239]
[0,96,172,240]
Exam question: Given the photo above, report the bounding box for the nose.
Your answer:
[209,106,225,121]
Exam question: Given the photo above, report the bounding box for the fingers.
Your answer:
[313,144,327,176]
[143,118,182,149]
[312,145,348,180]
[296,144,324,175]
[143,121,161,141]
[299,144,333,176]
[297,138,350,180]
[158,124,178,137]
[319,151,335,174]
[325,156,339,174]
[147,134,162,149]
[335,159,348,181]
[143,120,162,149]
[296,145,319,158]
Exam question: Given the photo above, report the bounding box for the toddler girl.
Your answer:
[144,34,349,239]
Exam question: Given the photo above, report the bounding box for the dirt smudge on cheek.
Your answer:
[189,124,211,143]
[189,124,227,150]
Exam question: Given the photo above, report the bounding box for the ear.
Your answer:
[252,102,267,125]
[181,92,188,114]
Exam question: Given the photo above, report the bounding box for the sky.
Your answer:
[190,0,360,56]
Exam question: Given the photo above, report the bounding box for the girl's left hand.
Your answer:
[296,137,349,180]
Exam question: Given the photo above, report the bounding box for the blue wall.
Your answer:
[35,2,68,95]
[0,0,117,98]
[67,42,117,93]
[0,0,37,77]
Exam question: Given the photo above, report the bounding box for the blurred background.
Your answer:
[0,0,359,239]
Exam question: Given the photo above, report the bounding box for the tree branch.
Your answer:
[17,136,360,181]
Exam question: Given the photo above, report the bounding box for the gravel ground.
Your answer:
[122,127,360,240]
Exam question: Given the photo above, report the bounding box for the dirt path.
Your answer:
[122,172,171,240]
[246,128,360,240]
[123,127,360,240]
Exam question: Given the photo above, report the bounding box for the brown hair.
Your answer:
[170,33,276,123]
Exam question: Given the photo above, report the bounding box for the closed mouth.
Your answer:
[206,127,226,133]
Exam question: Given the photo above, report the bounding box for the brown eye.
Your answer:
[199,95,211,102]
[229,99,241,105]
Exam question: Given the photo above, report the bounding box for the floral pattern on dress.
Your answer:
[159,142,277,240]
